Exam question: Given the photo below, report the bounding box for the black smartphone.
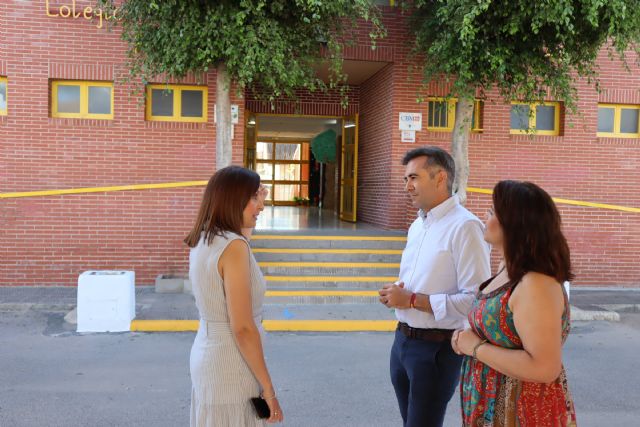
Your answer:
[250,397,271,419]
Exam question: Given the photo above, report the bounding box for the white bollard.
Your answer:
[77,271,135,332]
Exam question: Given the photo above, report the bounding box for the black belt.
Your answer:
[397,322,454,342]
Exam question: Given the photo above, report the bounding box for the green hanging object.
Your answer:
[310,129,337,164]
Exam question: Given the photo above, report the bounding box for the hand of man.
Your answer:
[378,281,411,309]
[451,329,463,355]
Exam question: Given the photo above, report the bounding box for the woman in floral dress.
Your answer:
[452,180,577,426]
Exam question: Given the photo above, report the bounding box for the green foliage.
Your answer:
[293,196,310,204]
[406,0,640,110]
[103,0,384,102]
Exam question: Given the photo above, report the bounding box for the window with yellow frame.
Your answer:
[426,98,483,132]
[597,104,640,138]
[0,76,8,116]
[510,102,560,135]
[51,80,114,119]
[146,84,208,122]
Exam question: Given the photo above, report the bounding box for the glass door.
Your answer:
[255,140,310,205]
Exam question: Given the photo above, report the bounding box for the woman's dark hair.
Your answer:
[184,166,260,248]
[493,180,573,285]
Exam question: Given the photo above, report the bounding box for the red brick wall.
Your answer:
[377,10,640,286]
[456,80,640,285]
[358,64,399,227]
[0,0,246,285]
[349,8,640,286]
[2,3,639,286]
[245,86,359,116]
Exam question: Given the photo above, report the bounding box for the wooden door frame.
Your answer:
[340,114,358,222]
[245,112,355,213]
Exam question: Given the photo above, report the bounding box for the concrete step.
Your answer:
[264,289,379,304]
[134,292,391,321]
[265,276,397,289]
[263,303,396,321]
[252,248,402,263]
[262,268,399,277]
[253,229,406,237]
[250,235,407,250]
[159,273,399,294]
[259,263,399,277]
[249,233,404,291]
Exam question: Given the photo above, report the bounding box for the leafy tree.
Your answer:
[106,0,384,168]
[406,0,640,202]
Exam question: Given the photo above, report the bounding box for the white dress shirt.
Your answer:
[395,195,490,330]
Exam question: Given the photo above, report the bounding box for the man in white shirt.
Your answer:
[379,146,490,427]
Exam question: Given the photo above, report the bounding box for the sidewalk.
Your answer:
[1,286,637,330]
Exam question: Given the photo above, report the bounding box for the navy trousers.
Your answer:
[390,328,463,427]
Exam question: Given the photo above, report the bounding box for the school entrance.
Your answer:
[244,113,359,223]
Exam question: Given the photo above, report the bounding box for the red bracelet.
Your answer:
[409,293,417,309]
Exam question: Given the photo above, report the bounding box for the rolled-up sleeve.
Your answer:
[429,220,491,322]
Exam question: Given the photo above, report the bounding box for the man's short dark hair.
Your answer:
[402,146,455,194]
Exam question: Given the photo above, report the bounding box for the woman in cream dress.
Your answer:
[184,166,283,426]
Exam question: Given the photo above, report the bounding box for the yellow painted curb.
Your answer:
[253,235,406,241]
[258,261,400,268]
[130,319,397,332]
[265,276,397,282]
[262,320,397,331]
[131,320,199,332]
[252,248,403,255]
[265,290,378,297]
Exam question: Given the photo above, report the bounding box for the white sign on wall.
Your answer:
[401,130,416,143]
[399,112,422,131]
[214,104,239,124]
[231,105,239,124]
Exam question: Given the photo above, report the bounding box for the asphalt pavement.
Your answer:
[1,303,639,426]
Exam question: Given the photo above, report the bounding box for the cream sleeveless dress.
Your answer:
[189,231,266,427]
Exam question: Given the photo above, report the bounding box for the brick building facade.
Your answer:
[1,1,639,286]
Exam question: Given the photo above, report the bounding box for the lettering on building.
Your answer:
[45,0,119,29]
[399,112,422,131]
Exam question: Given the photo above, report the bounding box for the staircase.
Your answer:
[137,229,408,332]
[252,231,405,307]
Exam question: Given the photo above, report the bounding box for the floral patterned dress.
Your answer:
[460,276,577,426]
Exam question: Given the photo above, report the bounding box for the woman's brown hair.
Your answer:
[493,180,573,285]
[184,166,260,248]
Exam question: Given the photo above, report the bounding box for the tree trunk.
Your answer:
[216,63,233,169]
[451,97,474,204]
